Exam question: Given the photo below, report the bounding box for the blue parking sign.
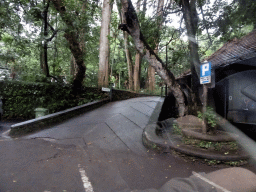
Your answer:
[200,62,211,84]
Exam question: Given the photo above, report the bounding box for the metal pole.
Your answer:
[119,71,121,89]
[202,84,208,134]
[165,44,168,97]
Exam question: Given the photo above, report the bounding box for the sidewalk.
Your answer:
[22,96,163,156]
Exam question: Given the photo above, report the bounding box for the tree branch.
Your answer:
[46,29,58,42]
[199,3,212,45]
[119,0,186,116]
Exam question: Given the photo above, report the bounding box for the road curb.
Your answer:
[142,100,249,162]
[9,99,110,137]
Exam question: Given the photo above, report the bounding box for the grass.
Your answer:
[182,137,239,152]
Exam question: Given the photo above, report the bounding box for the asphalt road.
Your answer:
[1,97,256,192]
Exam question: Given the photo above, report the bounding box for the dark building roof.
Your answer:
[177,30,256,79]
[206,29,256,68]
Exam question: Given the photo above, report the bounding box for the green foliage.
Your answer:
[183,137,238,152]
[139,13,161,50]
[204,159,221,165]
[225,160,247,166]
[197,107,219,128]
[204,159,247,166]
[159,28,190,78]
[173,123,182,135]
[0,0,103,88]
[1,0,254,95]
[0,81,106,119]
[197,141,214,149]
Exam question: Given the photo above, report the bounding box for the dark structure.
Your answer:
[158,92,179,122]
[214,70,256,124]
[176,30,256,125]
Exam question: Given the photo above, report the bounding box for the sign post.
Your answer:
[200,62,211,84]
[200,62,211,134]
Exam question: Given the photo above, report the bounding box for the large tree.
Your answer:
[147,0,165,93]
[179,0,201,101]
[52,0,86,92]
[119,0,186,116]
[133,0,143,92]
[123,31,134,90]
[98,0,113,88]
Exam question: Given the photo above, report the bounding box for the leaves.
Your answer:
[197,106,219,128]
[0,81,105,119]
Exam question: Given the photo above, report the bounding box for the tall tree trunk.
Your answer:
[142,0,147,13]
[143,0,155,92]
[181,0,201,103]
[136,0,141,12]
[98,0,112,88]
[147,66,155,92]
[147,0,164,92]
[70,56,78,77]
[134,52,141,92]
[70,2,86,85]
[52,0,86,92]
[123,31,134,90]
[119,0,186,116]
[42,0,50,76]
[133,0,143,92]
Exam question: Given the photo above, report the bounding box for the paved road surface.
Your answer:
[1,97,256,192]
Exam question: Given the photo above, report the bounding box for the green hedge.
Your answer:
[0,81,108,119]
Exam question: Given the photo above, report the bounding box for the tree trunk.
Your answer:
[70,2,86,84]
[147,66,155,92]
[132,0,142,92]
[119,0,186,116]
[181,0,201,104]
[134,52,141,92]
[42,0,50,76]
[70,55,78,77]
[52,0,86,92]
[142,0,147,13]
[98,0,112,88]
[147,0,164,93]
[123,32,134,90]
[136,0,141,12]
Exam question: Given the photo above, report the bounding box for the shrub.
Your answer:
[0,81,106,119]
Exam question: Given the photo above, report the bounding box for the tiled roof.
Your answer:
[205,30,256,68]
[176,30,256,79]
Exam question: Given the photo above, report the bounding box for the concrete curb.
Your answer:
[142,100,249,162]
[10,98,110,137]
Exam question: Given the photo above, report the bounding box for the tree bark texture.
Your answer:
[134,52,141,92]
[181,0,201,103]
[147,66,155,92]
[52,0,86,90]
[147,0,164,92]
[136,0,141,12]
[123,32,134,90]
[70,2,87,83]
[119,0,186,116]
[42,0,50,76]
[98,0,112,88]
[133,0,142,92]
